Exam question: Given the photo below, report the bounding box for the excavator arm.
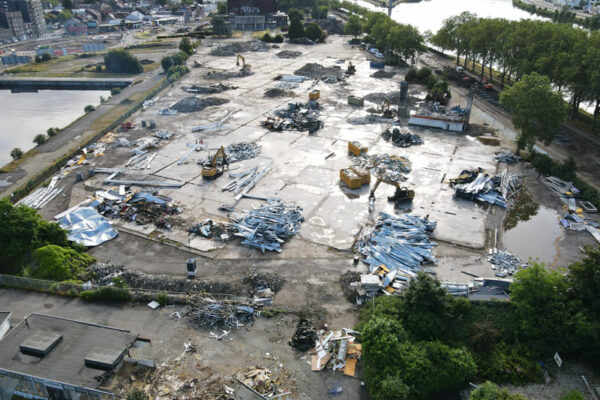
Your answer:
[369,176,414,203]
[202,146,229,180]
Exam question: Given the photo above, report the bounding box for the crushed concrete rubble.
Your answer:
[363,91,401,104]
[261,101,323,134]
[187,298,255,330]
[225,141,261,162]
[264,87,294,98]
[182,83,237,94]
[289,319,317,352]
[315,18,345,35]
[309,328,362,377]
[356,213,437,276]
[275,82,299,90]
[234,366,292,399]
[347,114,396,125]
[294,63,343,80]
[210,40,270,56]
[488,250,526,277]
[171,96,230,113]
[230,200,304,253]
[494,151,521,164]
[352,153,411,182]
[450,169,521,208]
[287,37,315,45]
[371,70,395,79]
[204,69,252,80]
[382,127,423,147]
[276,50,302,58]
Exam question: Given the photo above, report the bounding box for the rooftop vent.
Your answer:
[20,331,63,357]
[85,347,128,370]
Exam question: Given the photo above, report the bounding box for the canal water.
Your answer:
[0,89,110,166]
[351,0,545,33]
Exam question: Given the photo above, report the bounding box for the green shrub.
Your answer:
[167,65,189,82]
[81,286,132,302]
[33,134,47,145]
[95,64,103,72]
[103,49,143,74]
[560,390,585,400]
[127,389,148,400]
[161,51,189,73]
[84,104,95,113]
[288,19,305,39]
[179,37,195,55]
[470,381,528,400]
[111,87,121,95]
[112,276,128,288]
[305,23,327,42]
[46,127,60,137]
[156,291,168,306]
[273,34,284,43]
[31,245,94,282]
[10,147,23,160]
[261,32,273,42]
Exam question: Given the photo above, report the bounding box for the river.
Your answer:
[350,0,545,33]
[0,89,110,166]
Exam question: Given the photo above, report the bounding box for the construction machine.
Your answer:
[378,99,395,118]
[346,61,356,76]
[369,176,414,203]
[201,146,229,180]
[236,54,251,72]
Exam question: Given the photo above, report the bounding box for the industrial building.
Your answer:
[227,0,276,15]
[0,314,152,399]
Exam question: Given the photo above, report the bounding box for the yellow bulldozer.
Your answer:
[201,146,229,180]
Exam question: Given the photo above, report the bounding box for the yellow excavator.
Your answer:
[236,54,251,73]
[369,176,414,203]
[201,146,229,180]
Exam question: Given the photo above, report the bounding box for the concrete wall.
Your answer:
[408,115,465,132]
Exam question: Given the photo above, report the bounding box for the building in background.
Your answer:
[227,0,276,15]
[0,0,45,39]
[0,11,26,39]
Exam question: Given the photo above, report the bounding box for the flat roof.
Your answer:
[0,314,137,389]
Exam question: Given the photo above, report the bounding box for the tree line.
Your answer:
[432,13,600,129]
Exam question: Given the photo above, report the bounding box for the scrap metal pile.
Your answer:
[494,151,521,164]
[450,169,521,208]
[222,161,272,201]
[189,219,234,241]
[229,200,304,253]
[17,176,64,210]
[310,328,362,378]
[97,191,182,230]
[352,153,411,182]
[261,101,323,134]
[382,127,423,147]
[356,213,438,276]
[488,250,525,277]
[289,319,318,352]
[187,299,255,330]
[224,141,261,162]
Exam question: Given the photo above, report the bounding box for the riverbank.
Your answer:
[512,0,596,28]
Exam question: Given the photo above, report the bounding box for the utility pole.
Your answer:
[387,0,393,17]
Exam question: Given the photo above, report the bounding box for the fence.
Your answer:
[0,274,83,295]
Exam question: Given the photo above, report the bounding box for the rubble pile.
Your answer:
[315,18,345,35]
[210,40,270,56]
[353,153,411,182]
[310,328,362,377]
[182,83,237,94]
[230,200,304,253]
[261,101,323,134]
[234,367,292,398]
[264,87,294,98]
[287,37,315,45]
[187,299,255,330]
[189,219,234,241]
[171,96,230,113]
[204,70,252,80]
[488,250,525,277]
[363,91,402,104]
[371,70,395,79]
[225,141,261,162]
[294,63,343,80]
[242,273,285,294]
[153,130,174,140]
[277,50,302,58]
[494,151,521,164]
[97,192,182,230]
[289,319,317,352]
[382,127,423,147]
[356,212,438,276]
[347,114,396,125]
[450,169,521,208]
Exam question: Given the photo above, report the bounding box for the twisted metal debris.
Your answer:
[452,170,520,208]
[488,250,524,277]
[382,128,423,147]
[188,300,255,330]
[230,200,304,253]
[225,141,261,162]
[352,153,411,182]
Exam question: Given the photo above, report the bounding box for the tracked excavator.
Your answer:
[369,175,414,203]
[236,54,252,73]
[201,146,229,180]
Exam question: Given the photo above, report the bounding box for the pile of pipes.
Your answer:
[382,127,423,147]
[17,176,63,210]
[225,141,261,162]
[451,169,520,208]
[222,161,272,201]
[488,250,525,277]
[229,200,304,253]
[310,328,362,377]
[189,219,233,241]
[356,213,438,276]
[494,151,521,164]
[187,300,255,330]
[261,102,323,134]
[353,153,411,182]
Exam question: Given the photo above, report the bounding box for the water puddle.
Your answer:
[504,192,563,265]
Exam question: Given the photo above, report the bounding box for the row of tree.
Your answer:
[360,247,600,399]
[431,13,600,128]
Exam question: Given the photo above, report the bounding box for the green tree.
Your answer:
[305,22,326,42]
[127,389,148,400]
[33,134,47,145]
[568,247,600,317]
[61,0,74,10]
[344,15,362,37]
[57,9,72,22]
[30,245,94,281]
[179,37,195,55]
[216,1,227,14]
[470,381,528,400]
[288,8,304,22]
[47,127,60,137]
[431,11,477,64]
[288,18,306,39]
[84,105,95,113]
[560,391,585,400]
[10,148,23,160]
[311,5,328,19]
[103,49,143,74]
[499,72,567,152]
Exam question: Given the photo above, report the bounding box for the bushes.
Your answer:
[33,134,47,145]
[179,37,195,55]
[10,147,23,160]
[34,52,52,63]
[30,245,94,282]
[84,104,95,113]
[156,291,168,306]
[305,23,327,42]
[288,19,306,39]
[111,87,121,96]
[167,65,189,82]
[81,286,132,302]
[260,32,284,43]
[161,51,189,73]
[46,127,60,137]
[103,49,143,74]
